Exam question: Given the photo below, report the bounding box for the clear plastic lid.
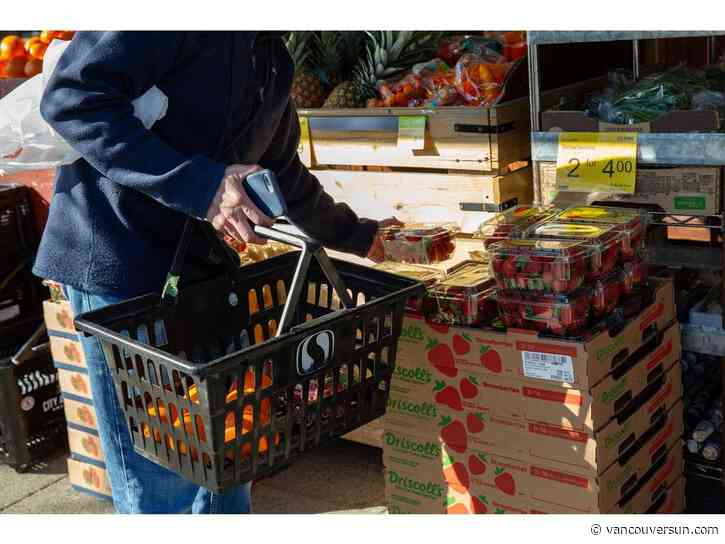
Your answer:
[476,205,559,246]
[556,205,643,228]
[554,206,645,259]
[488,238,592,259]
[380,222,458,240]
[431,262,493,296]
[529,222,621,243]
[426,262,496,326]
[373,262,444,285]
[381,223,458,264]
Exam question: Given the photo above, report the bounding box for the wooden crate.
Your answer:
[313,167,533,233]
[299,61,531,175]
[301,100,531,174]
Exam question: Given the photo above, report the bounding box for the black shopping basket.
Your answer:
[0,325,67,471]
[75,217,423,492]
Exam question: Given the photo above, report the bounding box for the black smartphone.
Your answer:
[243,169,288,219]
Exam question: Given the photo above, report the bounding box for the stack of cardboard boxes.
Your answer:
[384,278,685,514]
[43,290,112,501]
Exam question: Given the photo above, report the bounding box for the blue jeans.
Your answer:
[64,285,252,514]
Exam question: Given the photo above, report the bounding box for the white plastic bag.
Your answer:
[0,39,168,174]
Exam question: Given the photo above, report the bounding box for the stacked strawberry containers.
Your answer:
[489,205,648,337]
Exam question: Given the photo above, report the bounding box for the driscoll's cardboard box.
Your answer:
[397,279,675,390]
[384,400,682,514]
[385,466,530,515]
[429,323,680,433]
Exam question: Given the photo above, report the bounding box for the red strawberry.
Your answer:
[480,346,502,373]
[470,495,488,514]
[452,333,472,355]
[439,416,467,453]
[427,339,457,378]
[466,412,486,434]
[442,453,470,488]
[429,323,450,335]
[459,376,478,399]
[494,468,516,495]
[434,381,463,411]
[468,453,487,475]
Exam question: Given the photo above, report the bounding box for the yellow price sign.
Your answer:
[298,116,312,167]
[556,132,638,194]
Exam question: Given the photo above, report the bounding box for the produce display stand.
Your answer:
[527,31,725,498]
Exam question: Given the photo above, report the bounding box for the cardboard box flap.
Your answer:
[598,363,682,469]
[609,445,683,514]
[592,324,680,422]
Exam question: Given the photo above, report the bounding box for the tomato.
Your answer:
[0,36,25,61]
[5,57,26,78]
[24,58,42,77]
[24,36,43,53]
[28,42,48,60]
[39,31,57,44]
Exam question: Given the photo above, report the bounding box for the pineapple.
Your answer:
[323,31,441,109]
[313,31,345,91]
[286,32,325,109]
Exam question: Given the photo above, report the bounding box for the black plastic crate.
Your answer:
[0,326,67,470]
[76,223,423,492]
[0,183,37,264]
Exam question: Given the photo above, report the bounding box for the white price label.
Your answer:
[522,351,575,383]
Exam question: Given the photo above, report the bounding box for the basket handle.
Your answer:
[11,324,49,367]
[252,225,354,336]
[160,220,354,337]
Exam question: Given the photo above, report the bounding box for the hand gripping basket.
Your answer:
[75,218,423,492]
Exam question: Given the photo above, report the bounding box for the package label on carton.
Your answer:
[521,350,574,383]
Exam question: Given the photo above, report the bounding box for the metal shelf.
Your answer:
[531,132,725,166]
[527,31,725,46]
[649,241,722,270]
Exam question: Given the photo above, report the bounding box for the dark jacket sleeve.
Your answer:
[260,102,378,257]
[39,31,226,219]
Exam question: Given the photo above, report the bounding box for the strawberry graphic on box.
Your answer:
[494,468,516,496]
[433,381,463,411]
[459,376,479,399]
[470,495,489,514]
[466,412,486,434]
[479,345,502,373]
[452,333,472,355]
[426,338,457,378]
[439,416,467,453]
[468,453,488,475]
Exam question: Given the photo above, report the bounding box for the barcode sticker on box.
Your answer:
[522,351,575,383]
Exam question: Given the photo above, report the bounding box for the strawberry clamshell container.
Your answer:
[489,238,593,294]
[528,222,623,279]
[497,287,592,337]
[381,223,457,264]
[373,261,445,313]
[554,206,645,261]
[424,262,497,326]
[475,205,560,249]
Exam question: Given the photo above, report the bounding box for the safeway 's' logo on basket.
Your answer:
[297,330,335,375]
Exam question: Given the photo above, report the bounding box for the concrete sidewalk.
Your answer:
[0,439,387,514]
